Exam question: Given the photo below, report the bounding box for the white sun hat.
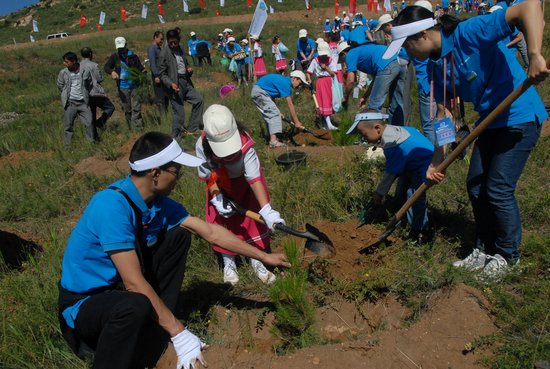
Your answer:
[414,0,434,11]
[227,36,236,42]
[190,31,196,36]
[114,36,126,49]
[374,14,393,32]
[337,41,350,54]
[223,28,233,33]
[298,29,308,38]
[317,42,330,56]
[129,139,203,170]
[203,104,242,158]
[382,17,437,59]
[290,70,310,86]
[488,4,503,12]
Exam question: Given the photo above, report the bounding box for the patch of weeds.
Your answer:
[269,240,318,354]
[462,333,499,355]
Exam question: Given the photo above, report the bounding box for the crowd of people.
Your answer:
[56,0,547,368]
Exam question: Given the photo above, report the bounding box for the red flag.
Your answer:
[158,1,165,16]
[349,0,357,13]
[368,0,373,12]
[96,23,101,32]
[215,9,221,16]
[335,0,340,15]
[120,6,127,21]
[375,1,379,13]
[200,0,205,9]
[79,15,87,27]
[247,0,252,6]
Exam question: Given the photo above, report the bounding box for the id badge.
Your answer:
[433,117,456,147]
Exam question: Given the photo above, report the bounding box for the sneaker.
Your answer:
[452,249,488,271]
[251,259,276,285]
[223,265,239,286]
[481,254,509,280]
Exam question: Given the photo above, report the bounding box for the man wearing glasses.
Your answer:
[158,29,204,138]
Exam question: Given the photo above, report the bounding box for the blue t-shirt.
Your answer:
[119,50,136,89]
[349,25,369,44]
[345,43,396,75]
[296,38,315,61]
[427,10,547,128]
[59,176,188,327]
[256,74,292,98]
[341,29,351,42]
[384,127,434,177]
[413,58,430,95]
[324,23,332,32]
[442,0,449,9]
[188,38,198,56]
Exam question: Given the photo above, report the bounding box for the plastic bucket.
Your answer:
[275,151,307,171]
[219,58,229,67]
[219,84,236,98]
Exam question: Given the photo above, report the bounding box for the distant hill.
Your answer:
[0,0,338,46]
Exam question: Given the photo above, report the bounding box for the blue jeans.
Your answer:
[395,171,429,232]
[368,59,406,126]
[466,121,541,261]
[418,89,436,145]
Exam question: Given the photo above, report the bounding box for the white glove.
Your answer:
[171,329,208,369]
[259,204,285,231]
[210,194,235,218]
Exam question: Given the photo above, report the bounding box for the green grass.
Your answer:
[0,3,549,369]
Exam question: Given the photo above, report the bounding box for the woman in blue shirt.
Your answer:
[383,1,548,277]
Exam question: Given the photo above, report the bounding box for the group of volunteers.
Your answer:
[56,0,548,368]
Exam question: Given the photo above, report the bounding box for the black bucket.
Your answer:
[275,150,307,171]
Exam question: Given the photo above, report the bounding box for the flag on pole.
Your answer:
[158,1,165,16]
[200,0,205,9]
[384,0,391,11]
[278,0,282,3]
[97,23,102,32]
[120,6,127,21]
[30,35,35,42]
[269,5,274,13]
[80,15,87,27]
[183,0,189,12]
[335,0,340,15]
[304,0,309,10]
[247,0,252,7]
[158,14,165,23]
[142,4,148,18]
[349,0,357,13]
[368,0,373,12]
[32,20,38,32]
[99,11,106,25]
[220,0,225,7]
[248,0,269,38]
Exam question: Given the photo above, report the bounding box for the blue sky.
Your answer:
[0,0,39,17]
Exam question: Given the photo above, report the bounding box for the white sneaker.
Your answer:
[222,254,239,286]
[481,254,509,280]
[250,258,276,285]
[452,249,488,271]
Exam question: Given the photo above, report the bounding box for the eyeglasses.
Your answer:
[163,168,182,179]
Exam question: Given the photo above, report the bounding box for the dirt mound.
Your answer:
[0,150,53,168]
[74,155,128,177]
[0,230,42,270]
[292,129,334,146]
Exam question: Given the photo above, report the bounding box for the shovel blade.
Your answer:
[304,223,335,257]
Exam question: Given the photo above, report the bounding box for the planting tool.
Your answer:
[356,199,388,229]
[224,197,335,257]
[359,67,549,254]
[282,117,331,140]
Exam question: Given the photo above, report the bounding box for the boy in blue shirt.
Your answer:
[58,132,290,369]
[347,110,435,243]
[251,71,309,147]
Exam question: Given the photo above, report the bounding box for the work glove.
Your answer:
[210,194,236,218]
[171,329,208,369]
[259,203,285,231]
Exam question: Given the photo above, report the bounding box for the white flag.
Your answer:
[248,0,268,38]
[158,14,165,23]
[220,0,225,7]
[141,4,148,18]
[278,0,282,3]
[384,0,391,10]
[183,0,189,12]
[99,11,106,25]
[269,5,274,13]
[304,0,309,9]
[32,20,38,32]
[30,35,35,42]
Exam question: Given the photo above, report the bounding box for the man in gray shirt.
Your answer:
[56,51,95,146]
[147,31,169,114]
[158,29,204,137]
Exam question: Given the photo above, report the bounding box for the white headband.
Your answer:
[382,17,437,59]
[129,139,204,171]
[347,112,389,134]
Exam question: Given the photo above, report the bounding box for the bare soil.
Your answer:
[0,150,53,168]
[156,220,496,369]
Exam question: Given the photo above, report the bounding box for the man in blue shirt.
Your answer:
[349,21,373,46]
[58,131,290,369]
[147,31,169,114]
[251,71,309,147]
[296,29,316,70]
[187,31,199,66]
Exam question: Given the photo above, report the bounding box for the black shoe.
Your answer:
[408,229,434,246]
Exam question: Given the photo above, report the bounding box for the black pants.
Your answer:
[89,95,115,129]
[197,55,212,66]
[60,227,191,369]
[151,78,169,114]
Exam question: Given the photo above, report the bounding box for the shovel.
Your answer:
[224,197,335,257]
[358,68,548,254]
[282,117,331,140]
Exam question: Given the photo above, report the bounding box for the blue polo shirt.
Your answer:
[427,10,547,128]
[341,29,351,42]
[345,43,396,75]
[413,58,430,95]
[349,25,369,44]
[188,38,198,56]
[256,74,292,98]
[59,176,188,328]
[296,38,315,61]
[384,127,434,176]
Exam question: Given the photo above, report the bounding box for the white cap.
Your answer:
[326,18,330,22]
[223,28,233,33]
[227,36,236,42]
[190,31,196,36]
[343,11,347,14]
[335,16,340,20]
[317,42,330,56]
[115,36,126,49]
[218,33,223,37]
[241,39,248,44]
[414,0,433,11]
[290,70,310,86]
[382,17,437,59]
[298,29,308,38]
[479,2,486,7]
[337,41,350,54]
[488,4,503,12]
[353,20,363,26]
[203,104,241,158]
[346,112,389,134]
[315,37,325,44]
[129,139,203,171]
[250,34,258,39]
[374,14,393,32]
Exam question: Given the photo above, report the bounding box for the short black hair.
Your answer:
[153,30,164,39]
[80,47,93,58]
[166,29,180,41]
[63,52,78,62]
[129,132,175,176]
